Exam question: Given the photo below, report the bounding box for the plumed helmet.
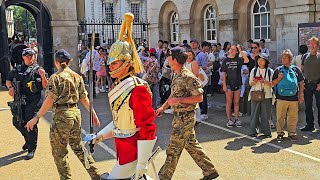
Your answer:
[107,13,144,74]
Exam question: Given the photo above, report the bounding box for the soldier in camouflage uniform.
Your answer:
[25,49,101,180]
[156,47,219,180]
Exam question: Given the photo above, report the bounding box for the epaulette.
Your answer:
[132,76,152,95]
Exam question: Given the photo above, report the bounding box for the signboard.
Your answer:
[298,22,320,47]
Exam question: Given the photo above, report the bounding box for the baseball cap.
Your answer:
[149,48,156,54]
[22,48,36,56]
[190,39,199,44]
[137,46,144,52]
[55,49,72,60]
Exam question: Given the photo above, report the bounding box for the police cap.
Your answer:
[22,48,36,56]
[55,49,72,60]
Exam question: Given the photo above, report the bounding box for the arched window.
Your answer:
[252,0,270,40]
[171,12,179,44]
[204,6,217,43]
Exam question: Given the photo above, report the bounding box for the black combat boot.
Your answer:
[200,171,219,180]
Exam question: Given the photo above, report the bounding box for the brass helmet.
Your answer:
[107,13,144,75]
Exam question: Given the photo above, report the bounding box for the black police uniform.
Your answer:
[7,63,44,153]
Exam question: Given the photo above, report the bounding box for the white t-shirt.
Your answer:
[249,67,274,100]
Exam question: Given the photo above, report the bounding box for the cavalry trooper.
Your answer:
[156,47,219,180]
[87,13,157,179]
[25,49,101,180]
[6,48,48,160]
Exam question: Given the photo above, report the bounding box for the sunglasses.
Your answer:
[252,46,258,49]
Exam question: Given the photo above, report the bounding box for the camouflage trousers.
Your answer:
[50,108,100,180]
[158,110,217,179]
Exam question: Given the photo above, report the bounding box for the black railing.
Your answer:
[79,17,149,47]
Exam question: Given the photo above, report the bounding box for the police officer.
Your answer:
[6,48,48,160]
[25,49,101,180]
[156,47,219,180]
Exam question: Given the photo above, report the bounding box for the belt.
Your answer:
[173,110,194,116]
[112,128,140,138]
[305,79,319,84]
[55,103,78,109]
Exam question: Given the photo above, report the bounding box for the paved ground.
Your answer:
[1,86,320,180]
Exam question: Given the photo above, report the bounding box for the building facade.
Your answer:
[147,0,320,65]
[5,7,14,38]
[83,0,148,45]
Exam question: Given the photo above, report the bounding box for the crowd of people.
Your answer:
[80,37,320,141]
[77,36,320,142]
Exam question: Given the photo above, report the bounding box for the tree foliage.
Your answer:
[11,6,36,39]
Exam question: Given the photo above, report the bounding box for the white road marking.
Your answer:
[0,107,10,111]
[202,121,320,163]
[45,109,320,163]
[45,111,116,157]
[80,129,116,157]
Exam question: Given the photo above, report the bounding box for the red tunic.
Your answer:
[114,85,156,165]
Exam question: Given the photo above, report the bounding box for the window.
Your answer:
[105,3,114,22]
[91,0,94,19]
[252,0,270,40]
[204,6,217,43]
[171,12,179,44]
[131,3,141,22]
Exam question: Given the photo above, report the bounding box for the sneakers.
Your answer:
[232,112,243,117]
[164,109,173,114]
[195,121,202,126]
[201,114,208,120]
[226,120,234,127]
[25,150,35,160]
[300,126,315,132]
[99,87,106,93]
[234,119,242,127]
[288,135,298,141]
[277,135,284,141]
[95,87,100,94]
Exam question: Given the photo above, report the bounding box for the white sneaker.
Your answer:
[99,87,106,93]
[200,114,208,120]
[95,87,100,94]
[164,109,173,114]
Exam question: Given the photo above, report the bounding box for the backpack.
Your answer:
[276,65,298,96]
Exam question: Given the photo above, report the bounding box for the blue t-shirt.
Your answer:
[196,51,207,69]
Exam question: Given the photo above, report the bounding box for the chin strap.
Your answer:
[109,60,130,75]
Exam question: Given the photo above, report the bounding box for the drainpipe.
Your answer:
[314,0,316,23]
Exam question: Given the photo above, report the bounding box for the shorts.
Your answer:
[227,85,242,91]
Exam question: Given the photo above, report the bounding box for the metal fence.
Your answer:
[79,17,149,47]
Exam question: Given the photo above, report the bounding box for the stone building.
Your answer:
[0,0,80,74]
[82,0,148,45]
[147,0,320,65]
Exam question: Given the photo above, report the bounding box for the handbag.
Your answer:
[198,67,208,87]
[250,89,265,102]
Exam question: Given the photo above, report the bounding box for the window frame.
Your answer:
[251,0,271,41]
[130,2,141,23]
[170,12,179,44]
[204,5,217,43]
